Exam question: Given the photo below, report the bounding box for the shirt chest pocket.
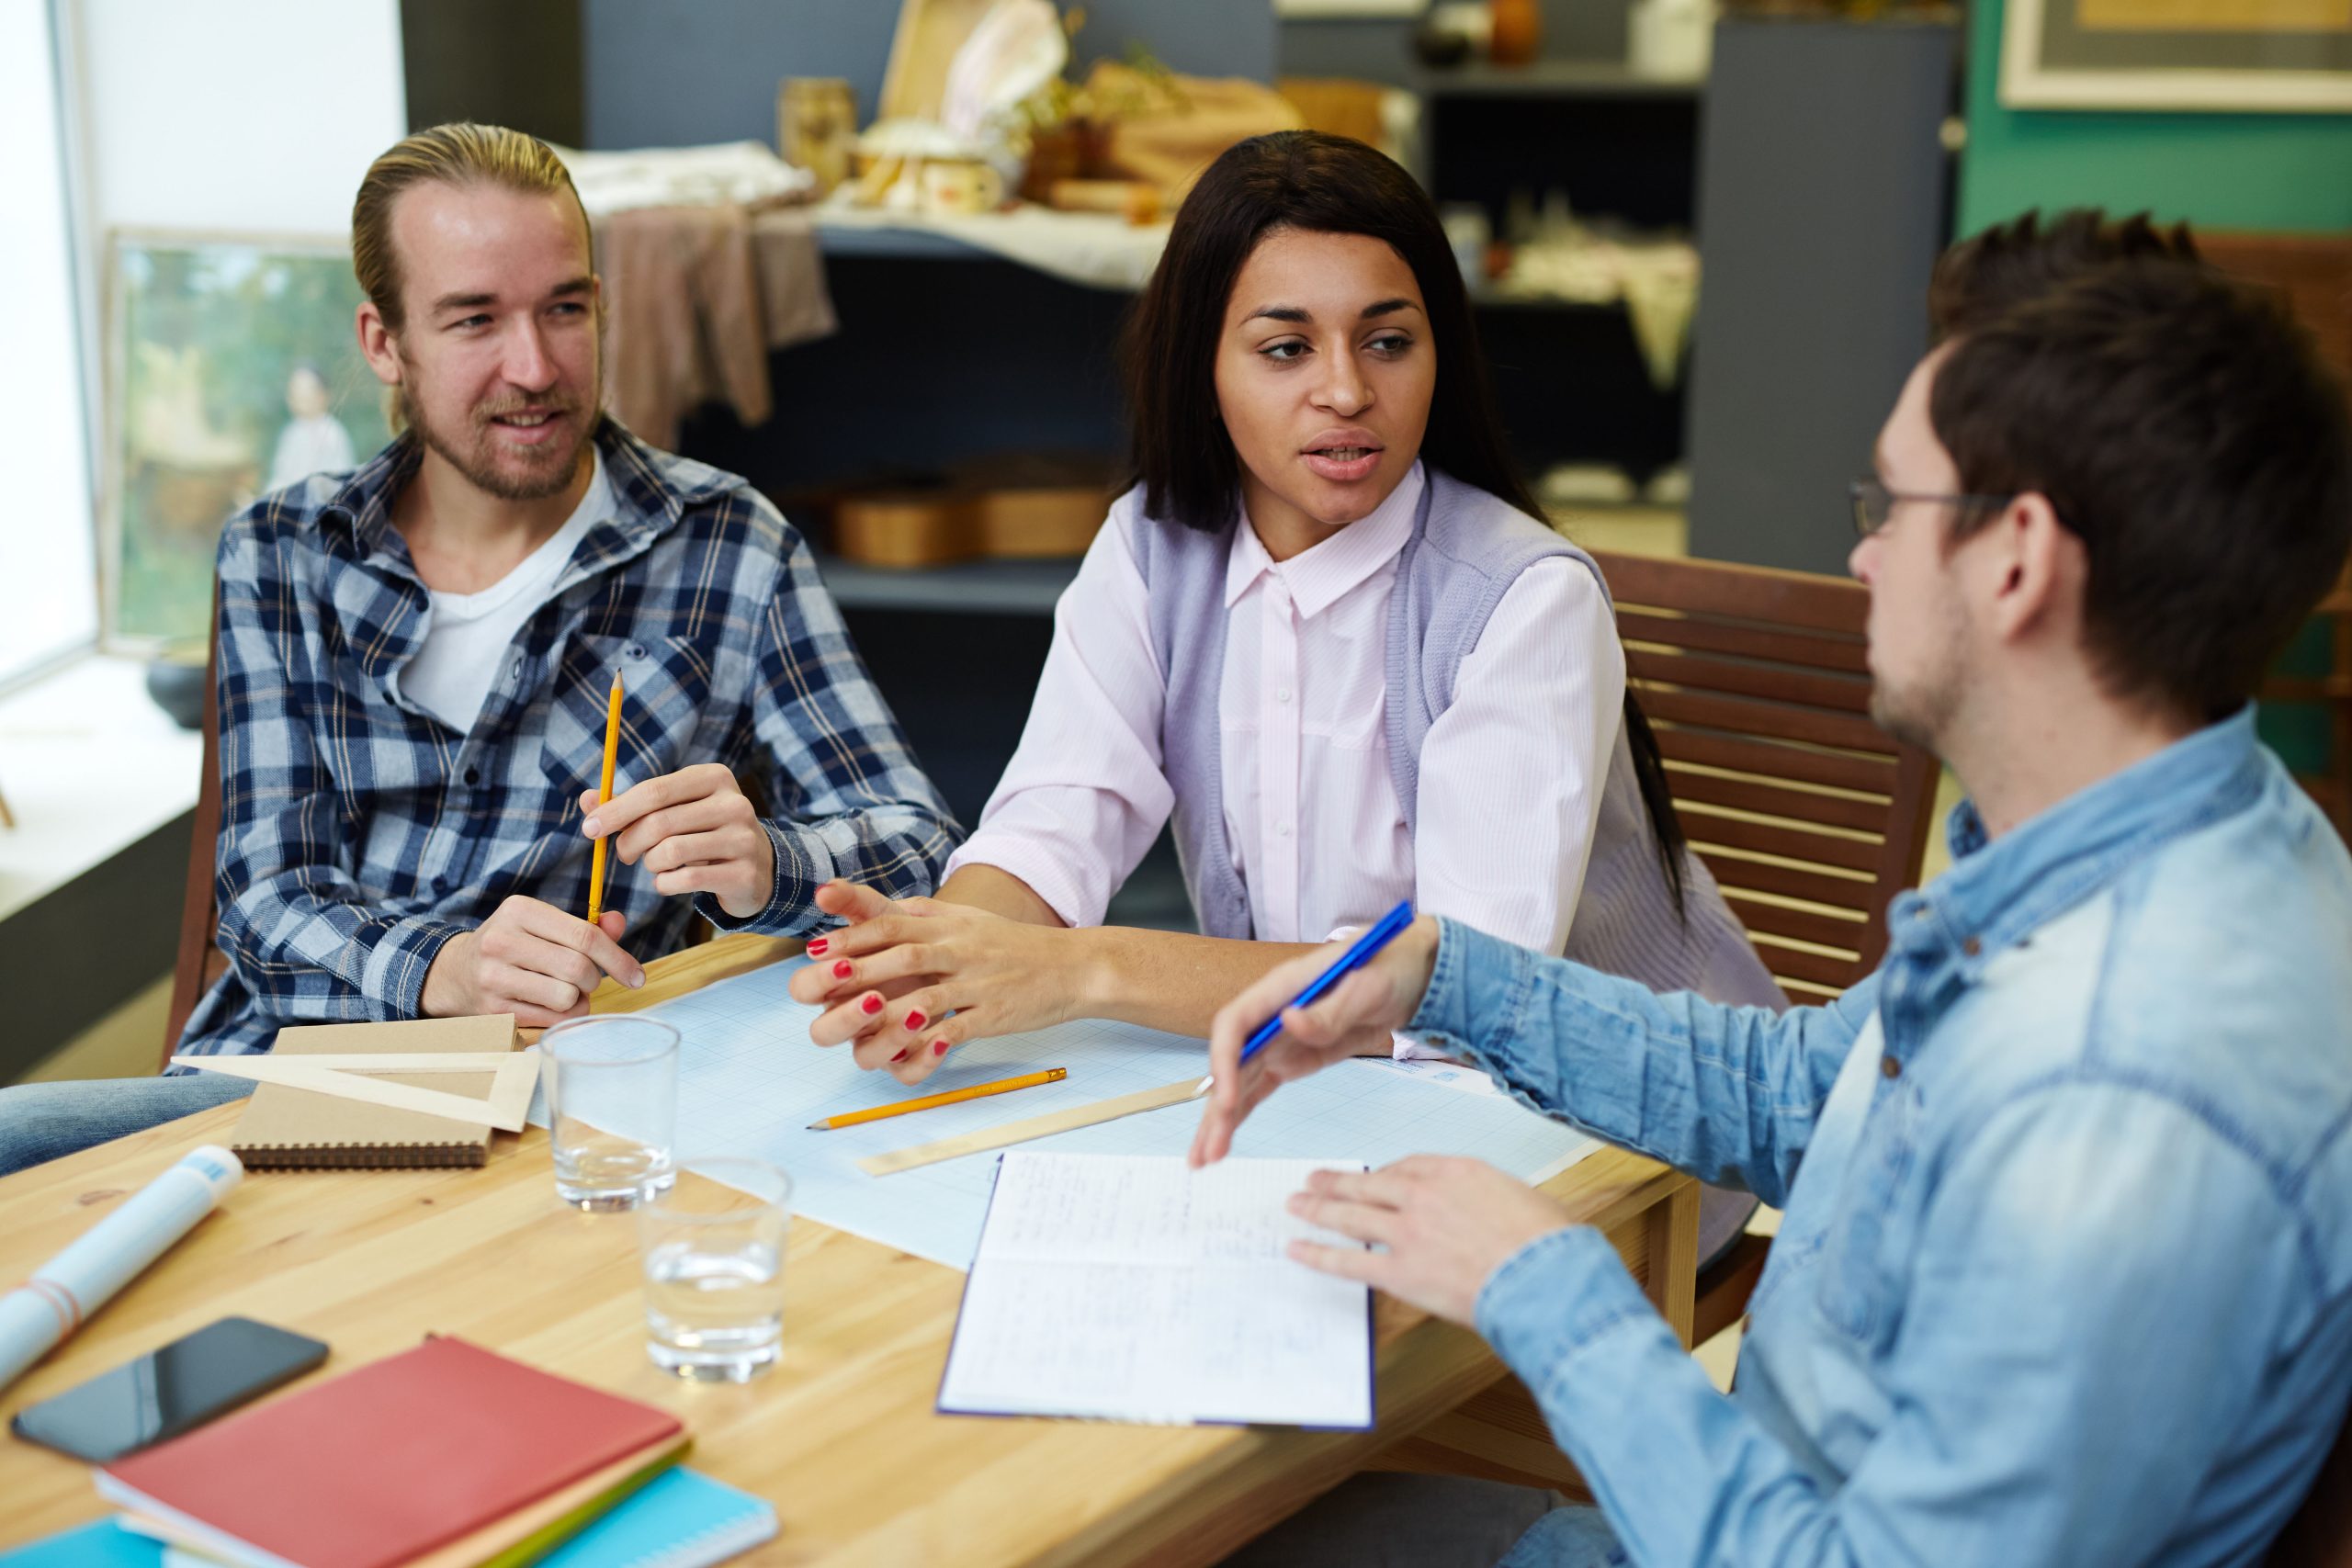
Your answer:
[539,631,719,795]
[1812,1075,1923,1351]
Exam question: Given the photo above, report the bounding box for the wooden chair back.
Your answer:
[164,603,228,1070]
[1589,549,1942,1004]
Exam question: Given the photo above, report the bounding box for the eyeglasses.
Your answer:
[1849,477,2015,539]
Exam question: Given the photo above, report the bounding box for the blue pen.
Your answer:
[1195,899,1418,1095]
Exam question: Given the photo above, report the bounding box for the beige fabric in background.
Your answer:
[594,206,836,449]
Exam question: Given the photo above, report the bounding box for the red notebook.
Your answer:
[96,1337,684,1568]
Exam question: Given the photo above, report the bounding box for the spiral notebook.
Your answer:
[225,1015,520,1169]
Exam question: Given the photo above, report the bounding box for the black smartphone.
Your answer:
[9,1315,328,1463]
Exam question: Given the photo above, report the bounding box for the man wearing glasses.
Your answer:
[1198,210,2352,1565]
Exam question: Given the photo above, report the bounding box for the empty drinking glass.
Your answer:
[541,1015,679,1212]
[637,1159,790,1381]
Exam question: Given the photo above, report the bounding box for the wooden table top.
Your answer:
[0,936,1690,1565]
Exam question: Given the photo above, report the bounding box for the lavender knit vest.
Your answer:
[1123,468,1783,1011]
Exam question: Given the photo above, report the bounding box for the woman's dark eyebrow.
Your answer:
[1241,298,1421,326]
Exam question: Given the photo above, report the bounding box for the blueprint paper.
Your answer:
[537,958,1600,1269]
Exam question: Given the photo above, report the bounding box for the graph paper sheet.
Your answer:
[568,957,1600,1269]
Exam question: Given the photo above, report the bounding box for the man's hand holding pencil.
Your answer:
[576,762,778,920]
[574,665,779,926]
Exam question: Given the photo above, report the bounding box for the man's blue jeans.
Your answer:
[0,1075,255,1176]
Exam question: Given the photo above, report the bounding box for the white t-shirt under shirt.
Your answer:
[399,454,613,733]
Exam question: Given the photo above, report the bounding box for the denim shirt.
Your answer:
[1408,710,2352,1566]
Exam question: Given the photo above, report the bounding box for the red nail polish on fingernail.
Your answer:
[932,1039,949,1057]
[832,960,853,980]
[903,1010,927,1032]
[890,1047,910,1063]
[860,994,883,1015]
[808,937,830,956]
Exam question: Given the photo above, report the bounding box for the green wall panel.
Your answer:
[1957,0,2352,237]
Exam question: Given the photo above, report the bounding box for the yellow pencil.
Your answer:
[585,668,623,924]
[807,1067,1068,1131]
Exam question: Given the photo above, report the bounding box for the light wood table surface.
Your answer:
[0,934,1697,1564]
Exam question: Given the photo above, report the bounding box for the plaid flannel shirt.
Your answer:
[177,422,958,1059]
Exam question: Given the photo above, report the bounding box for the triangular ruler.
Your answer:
[169,1049,540,1132]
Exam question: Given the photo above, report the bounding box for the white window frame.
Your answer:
[0,0,103,693]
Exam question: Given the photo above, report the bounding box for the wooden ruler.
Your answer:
[169,1050,541,1132]
[858,1076,1205,1176]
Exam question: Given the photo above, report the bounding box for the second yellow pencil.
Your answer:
[808,1067,1068,1131]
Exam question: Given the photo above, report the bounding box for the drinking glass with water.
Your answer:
[637,1158,790,1382]
[541,1015,679,1212]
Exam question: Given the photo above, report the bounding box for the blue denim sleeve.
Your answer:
[1407,917,1872,1205]
[1473,1082,2308,1565]
[209,512,464,1028]
[698,511,961,936]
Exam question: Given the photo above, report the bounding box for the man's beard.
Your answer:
[1868,649,1965,756]
[1869,687,1941,755]
[404,370,598,502]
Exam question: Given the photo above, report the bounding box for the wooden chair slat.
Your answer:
[1664,766,1889,834]
[1719,892,1870,953]
[1695,849,1878,913]
[1681,810,1884,874]
[1652,726,1898,795]
[1626,646,1876,716]
[1596,551,1871,635]
[1617,609,1869,675]
[1750,941,1869,992]
[1637,687,1897,756]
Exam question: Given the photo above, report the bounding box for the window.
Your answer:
[0,0,98,684]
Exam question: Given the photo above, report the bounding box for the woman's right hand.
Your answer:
[1188,915,1442,1168]
[787,880,1097,1085]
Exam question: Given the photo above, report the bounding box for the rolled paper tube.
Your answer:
[0,1145,243,1391]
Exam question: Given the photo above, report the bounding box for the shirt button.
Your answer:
[1275,687,1293,705]
[463,767,481,785]
[1881,1055,1901,1079]
[625,642,648,660]
[1962,936,1983,957]
[1276,823,1293,838]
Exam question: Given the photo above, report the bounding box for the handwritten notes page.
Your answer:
[938,1153,1374,1428]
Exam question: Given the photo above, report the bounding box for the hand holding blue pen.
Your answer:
[1189,902,1438,1167]
[1192,900,1419,1096]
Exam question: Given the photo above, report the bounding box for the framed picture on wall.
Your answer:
[2002,0,2352,110]
[102,232,390,649]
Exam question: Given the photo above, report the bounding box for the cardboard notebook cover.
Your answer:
[98,1337,686,1568]
[229,1015,518,1169]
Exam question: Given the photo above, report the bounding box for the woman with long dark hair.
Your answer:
[795,131,1779,1257]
